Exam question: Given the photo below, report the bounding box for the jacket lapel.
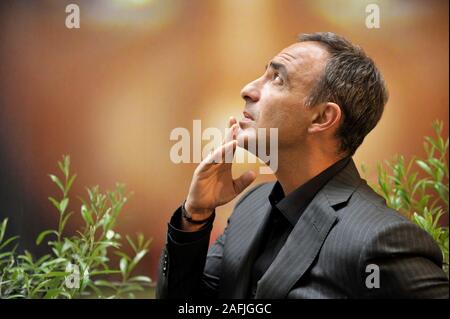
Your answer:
[255,159,362,298]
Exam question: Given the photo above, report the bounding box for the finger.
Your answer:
[223,123,239,144]
[228,116,237,128]
[204,140,237,165]
[233,170,257,195]
[223,116,237,145]
[219,139,237,164]
[222,137,237,164]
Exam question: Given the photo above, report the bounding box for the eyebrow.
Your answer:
[265,61,289,82]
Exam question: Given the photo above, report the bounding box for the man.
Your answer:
[156,32,449,298]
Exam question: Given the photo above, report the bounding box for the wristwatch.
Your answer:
[181,201,215,224]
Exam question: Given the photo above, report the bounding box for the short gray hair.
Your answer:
[299,32,389,156]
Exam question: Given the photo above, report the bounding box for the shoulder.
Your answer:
[333,180,442,263]
[338,179,408,229]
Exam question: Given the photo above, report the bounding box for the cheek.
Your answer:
[259,99,310,143]
[258,97,304,127]
[255,94,285,127]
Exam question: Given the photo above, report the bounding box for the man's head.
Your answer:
[238,32,388,158]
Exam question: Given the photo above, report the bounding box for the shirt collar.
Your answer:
[268,157,351,226]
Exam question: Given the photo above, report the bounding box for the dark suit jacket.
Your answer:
[156,159,449,298]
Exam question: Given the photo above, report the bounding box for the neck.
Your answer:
[274,147,343,195]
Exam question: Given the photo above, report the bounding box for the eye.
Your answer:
[272,72,283,84]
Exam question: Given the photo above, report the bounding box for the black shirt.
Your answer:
[168,156,350,298]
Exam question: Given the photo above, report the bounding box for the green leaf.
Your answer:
[31,279,52,297]
[59,198,69,214]
[132,250,147,267]
[120,257,128,275]
[90,270,121,276]
[416,160,433,176]
[48,196,60,211]
[35,254,52,266]
[40,257,67,269]
[0,218,8,243]
[61,239,73,253]
[49,174,64,193]
[437,136,445,153]
[94,280,117,289]
[126,235,137,253]
[0,236,19,250]
[0,251,15,260]
[3,294,26,299]
[66,174,77,194]
[115,251,131,261]
[407,172,418,189]
[58,161,65,177]
[43,289,62,299]
[81,205,93,225]
[36,230,58,246]
[39,271,70,277]
[119,284,143,293]
[128,276,152,283]
[413,213,427,229]
[60,155,71,179]
[425,136,438,152]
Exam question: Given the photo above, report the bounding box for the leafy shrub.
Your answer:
[0,156,152,298]
[362,120,449,275]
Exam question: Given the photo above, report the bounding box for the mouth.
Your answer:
[239,111,255,128]
[243,111,254,121]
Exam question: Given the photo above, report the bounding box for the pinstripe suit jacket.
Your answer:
[156,159,449,298]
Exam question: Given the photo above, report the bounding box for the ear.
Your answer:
[308,102,341,134]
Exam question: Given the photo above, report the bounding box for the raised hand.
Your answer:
[184,116,257,223]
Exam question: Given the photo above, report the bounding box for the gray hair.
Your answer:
[299,32,389,156]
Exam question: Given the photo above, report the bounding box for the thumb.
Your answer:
[233,170,257,195]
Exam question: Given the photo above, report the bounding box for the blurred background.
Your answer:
[0,0,448,284]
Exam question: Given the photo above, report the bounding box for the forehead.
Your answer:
[272,41,329,76]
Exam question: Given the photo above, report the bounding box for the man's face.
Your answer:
[237,41,329,153]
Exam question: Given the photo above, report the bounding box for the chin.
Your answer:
[237,127,258,154]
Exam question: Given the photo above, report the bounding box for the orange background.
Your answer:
[0,0,448,281]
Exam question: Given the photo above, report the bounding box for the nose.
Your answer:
[240,79,261,104]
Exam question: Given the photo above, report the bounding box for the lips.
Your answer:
[243,111,254,121]
[239,111,255,128]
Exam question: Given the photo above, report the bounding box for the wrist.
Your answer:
[184,200,214,221]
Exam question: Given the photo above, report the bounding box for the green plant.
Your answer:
[0,155,152,298]
[362,120,449,275]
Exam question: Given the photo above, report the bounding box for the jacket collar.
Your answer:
[270,156,351,226]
